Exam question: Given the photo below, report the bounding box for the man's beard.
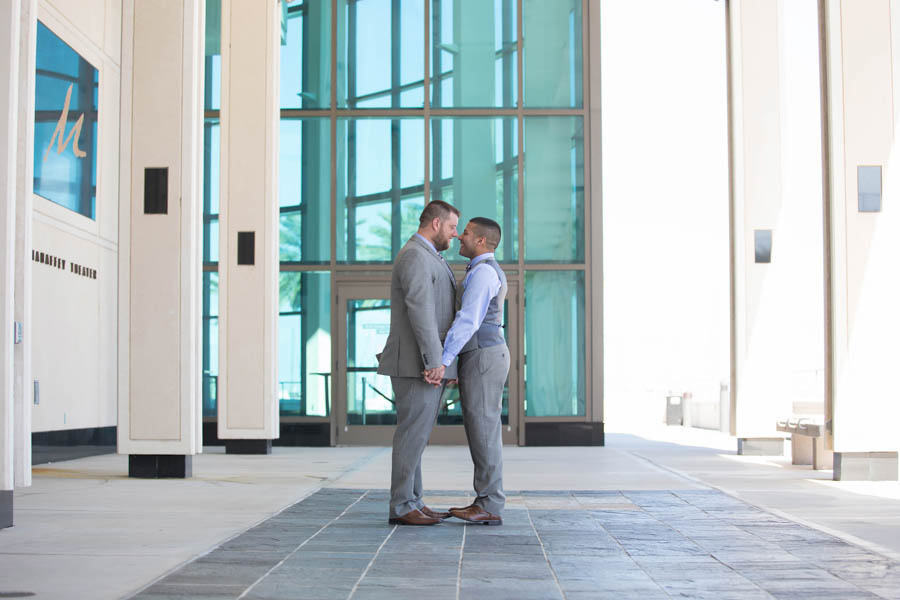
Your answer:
[434,233,451,252]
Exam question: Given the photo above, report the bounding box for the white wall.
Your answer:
[824,0,900,456]
[30,0,119,433]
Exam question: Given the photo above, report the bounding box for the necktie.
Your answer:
[438,253,455,283]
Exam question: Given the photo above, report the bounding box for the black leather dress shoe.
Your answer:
[388,509,442,526]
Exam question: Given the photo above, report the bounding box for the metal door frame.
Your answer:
[333,277,522,446]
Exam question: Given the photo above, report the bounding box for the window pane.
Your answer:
[431,117,518,262]
[338,0,424,108]
[203,118,220,263]
[205,0,221,111]
[34,21,99,220]
[337,118,425,262]
[431,0,517,108]
[202,272,219,418]
[524,270,585,416]
[346,299,394,424]
[281,0,331,109]
[524,117,584,262]
[280,118,330,262]
[279,272,332,417]
[523,0,583,108]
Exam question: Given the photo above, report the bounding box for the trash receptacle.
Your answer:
[666,395,683,426]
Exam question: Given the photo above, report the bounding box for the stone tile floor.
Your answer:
[130,488,900,600]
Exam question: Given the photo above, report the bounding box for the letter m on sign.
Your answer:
[43,83,87,161]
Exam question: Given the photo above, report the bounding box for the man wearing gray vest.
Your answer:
[378,200,460,526]
[427,217,509,526]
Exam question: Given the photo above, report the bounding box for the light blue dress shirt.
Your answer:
[414,233,436,253]
[441,252,501,367]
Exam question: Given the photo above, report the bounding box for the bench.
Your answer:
[776,416,833,470]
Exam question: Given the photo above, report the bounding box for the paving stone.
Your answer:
[134,582,247,599]
[351,585,457,600]
[131,487,900,600]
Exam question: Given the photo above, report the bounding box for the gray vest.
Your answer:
[459,257,508,353]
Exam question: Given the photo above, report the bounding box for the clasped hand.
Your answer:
[422,365,445,386]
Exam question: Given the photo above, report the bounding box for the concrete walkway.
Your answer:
[1,426,899,599]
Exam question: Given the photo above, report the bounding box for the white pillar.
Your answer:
[118,0,204,477]
[821,0,900,480]
[728,0,825,456]
[14,0,36,492]
[1,0,22,527]
[218,0,280,452]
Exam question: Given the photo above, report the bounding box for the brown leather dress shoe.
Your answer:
[421,506,451,519]
[448,505,502,526]
[388,508,442,526]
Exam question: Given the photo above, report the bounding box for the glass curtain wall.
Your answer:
[202,0,589,424]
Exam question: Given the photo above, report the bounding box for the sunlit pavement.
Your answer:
[2,425,899,599]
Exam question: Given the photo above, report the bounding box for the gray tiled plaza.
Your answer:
[131,487,900,600]
[4,429,900,599]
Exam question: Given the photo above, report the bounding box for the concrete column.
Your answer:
[218,0,280,453]
[820,0,900,480]
[0,0,21,529]
[14,0,35,492]
[728,0,825,456]
[118,0,205,477]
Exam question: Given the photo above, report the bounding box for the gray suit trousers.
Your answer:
[459,343,510,515]
[390,376,444,518]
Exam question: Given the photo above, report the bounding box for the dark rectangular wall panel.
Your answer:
[144,167,168,214]
[237,231,255,265]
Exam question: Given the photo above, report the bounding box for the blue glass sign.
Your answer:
[34,21,98,220]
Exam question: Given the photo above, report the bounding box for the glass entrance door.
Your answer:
[335,280,521,445]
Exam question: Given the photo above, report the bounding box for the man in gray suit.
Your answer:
[378,200,460,526]
[427,217,509,526]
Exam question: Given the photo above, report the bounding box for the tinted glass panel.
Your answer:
[431,117,518,262]
[523,0,583,108]
[346,299,395,424]
[203,119,220,263]
[202,272,219,417]
[280,118,330,262]
[337,118,425,262]
[279,272,332,416]
[431,0,517,108]
[338,0,424,108]
[205,0,221,111]
[524,270,585,416]
[34,21,99,219]
[281,0,331,109]
[524,117,584,262]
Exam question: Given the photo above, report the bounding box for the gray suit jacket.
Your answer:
[377,235,459,379]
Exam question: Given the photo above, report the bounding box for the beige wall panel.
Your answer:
[104,0,121,62]
[220,0,278,435]
[225,6,267,430]
[128,0,183,440]
[31,219,100,432]
[44,0,105,52]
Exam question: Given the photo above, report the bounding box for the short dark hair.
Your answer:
[468,217,501,250]
[418,200,460,227]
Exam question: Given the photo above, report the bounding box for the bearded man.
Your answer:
[377,200,460,525]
